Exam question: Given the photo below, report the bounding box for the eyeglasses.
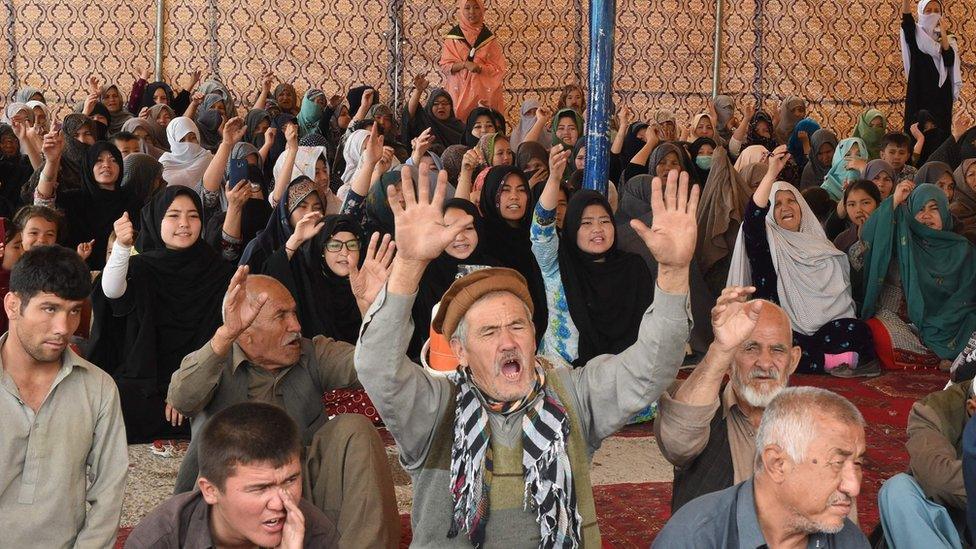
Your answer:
[324,239,361,253]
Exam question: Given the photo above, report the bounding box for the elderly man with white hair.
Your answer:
[655,288,800,511]
[356,164,698,547]
[654,386,870,548]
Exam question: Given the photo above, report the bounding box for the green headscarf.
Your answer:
[851,109,886,160]
[821,137,868,201]
[551,108,585,149]
[297,89,325,138]
[478,132,501,166]
[860,184,976,359]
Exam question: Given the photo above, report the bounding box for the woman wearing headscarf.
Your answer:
[122,117,169,155]
[319,99,351,167]
[402,77,465,148]
[865,159,896,199]
[799,128,837,188]
[899,0,961,135]
[696,146,761,295]
[264,213,370,344]
[21,114,94,203]
[439,0,506,121]
[196,109,223,152]
[821,137,869,201]
[915,160,956,202]
[25,100,50,133]
[516,141,549,182]
[786,118,821,170]
[441,144,470,186]
[510,99,552,150]
[134,81,175,112]
[340,128,372,192]
[407,198,498,360]
[14,87,43,103]
[951,159,976,244]
[149,103,175,131]
[851,109,887,160]
[551,108,584,150]
[530,148,651,365]
[910,109,951,165]
[158,117,214,189]
[273,83,300,116]
[774,96,806,143]
[239,176,324,272]
[121,153,165,208]
[823,158,895,242]
[0,124,34,212]
[462,106,505,147]
[273,123,341,215]
[197,79,235,118]
[244,108,272,148]
[366,103,409,161]
[100,84,134,136]
[729,145,877,376]
[476,132,514,168]
[34,139,141,269]
[479,164,548,335]
[860,181,976,371]
[296,89,326,139]
[833,179,882,255]
[93,186,235,442]
[712,95,736,141]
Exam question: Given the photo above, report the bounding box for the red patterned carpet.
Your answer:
[116,371,948,547]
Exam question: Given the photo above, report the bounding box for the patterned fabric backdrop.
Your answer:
[2,0,974,136]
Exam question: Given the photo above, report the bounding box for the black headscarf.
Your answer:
[559,190,652,365]
[121,152,163,209]
[197,109,223,152]
[479,165,548,336]
[89,102,111,140]
[244,108,272,148]
[464,107,507,147]
[0,124,31,211]
[265,214,364,344]
[347,86,378,117]
[917,110,950,165]
[409,199,499,358]
[59,141,139,269]
[401,88,465,148]
[140,82,175,111]
[91,186,234,441]
[621,122,649,166]
[745,110,778,151]
[688,137,717,185]
[204,198,273,255]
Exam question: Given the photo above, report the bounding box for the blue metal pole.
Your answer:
[582,0,615,194]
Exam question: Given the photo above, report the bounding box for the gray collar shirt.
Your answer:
[0,333,129,549]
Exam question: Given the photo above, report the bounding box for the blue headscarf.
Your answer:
[821,137,868,201]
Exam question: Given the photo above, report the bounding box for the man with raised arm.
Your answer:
[355,164,697,547]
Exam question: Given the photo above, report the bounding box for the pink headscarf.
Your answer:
[457,0,485,45]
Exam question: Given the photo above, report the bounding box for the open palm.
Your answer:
[349,232,395,309]
[630,170,700,268]
[389,165,471,262]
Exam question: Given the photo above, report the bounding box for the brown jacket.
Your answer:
[906,379,973,510]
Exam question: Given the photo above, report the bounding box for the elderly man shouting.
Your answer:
[355,164,698,547]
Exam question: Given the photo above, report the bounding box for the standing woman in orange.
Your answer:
[439,0,506,122]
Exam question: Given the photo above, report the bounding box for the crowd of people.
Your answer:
[4,0,976,546]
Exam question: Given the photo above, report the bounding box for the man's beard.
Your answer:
[732,367,786,408]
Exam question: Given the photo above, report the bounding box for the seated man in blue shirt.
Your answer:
[654,385,869,548]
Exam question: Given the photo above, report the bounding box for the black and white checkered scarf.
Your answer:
[447,363,581,548]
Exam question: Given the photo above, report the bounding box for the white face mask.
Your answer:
[918,12,941,35]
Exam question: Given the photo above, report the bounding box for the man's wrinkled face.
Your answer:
[451,292,537,403]
[778,417,865,536]
[240,284,303,370]
[731,303,799,408]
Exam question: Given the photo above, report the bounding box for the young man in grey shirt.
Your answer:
[0,246,128,548]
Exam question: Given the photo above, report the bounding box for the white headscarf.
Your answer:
[510,99,552,150]
[272,146,341,214]
[900,0,963,100]
[340,129,370,185]
[158,117,214,188]
[2,102,30,124]
[24,100,49,131]
[727,181,855,336]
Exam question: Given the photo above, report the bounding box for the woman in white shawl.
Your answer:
[158,117,214,189]
[728,144,878,377]
[899,0,961,135]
